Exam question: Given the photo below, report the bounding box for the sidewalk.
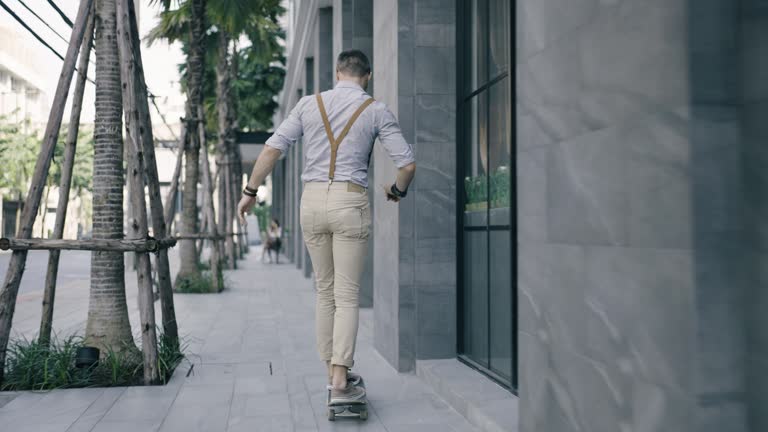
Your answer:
[0,249,480,432]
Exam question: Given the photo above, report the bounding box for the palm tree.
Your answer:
[149,0,207,287]
[84,0,135,353]
[149,0,284,277]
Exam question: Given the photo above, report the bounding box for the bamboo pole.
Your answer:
[216,156,227,263]
[164,122,185,230]
[117,0,159,385]
[196,183,207,261]
[233,148,245,258]
[122,0,179,349]
[0,237,175,253]
[223,156,236,269]
[0,0,94,384]
[39,9,96,346]
[174,233,223,240]
[198,106,223,292]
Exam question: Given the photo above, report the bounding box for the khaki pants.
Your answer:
[300,181,371,368]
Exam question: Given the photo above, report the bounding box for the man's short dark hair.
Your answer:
[336,50,371,77]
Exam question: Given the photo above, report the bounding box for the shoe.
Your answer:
[327,371,362,387]
[329,384,366,405]
[346,371,362,387]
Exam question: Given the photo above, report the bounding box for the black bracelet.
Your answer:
[390,183,407,198]
[244,185,258,194]
[243,189,257,197]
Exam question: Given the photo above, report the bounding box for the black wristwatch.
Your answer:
[390,183,407,199]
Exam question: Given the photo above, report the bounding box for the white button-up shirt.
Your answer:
[265,80,415,188]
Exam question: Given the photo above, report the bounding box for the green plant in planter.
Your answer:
[490,165,511,208]
[464,175,488,212]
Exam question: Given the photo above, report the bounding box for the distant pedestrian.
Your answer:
[265,219,282,264]
[238,49,415,406]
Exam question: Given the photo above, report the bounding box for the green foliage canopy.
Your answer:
[0,113,94,198]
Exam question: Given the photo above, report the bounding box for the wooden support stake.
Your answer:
[0,0,94,384]
[223,157,236,269]
[117,0,159,385]
[198,106,223,292]
[174,233,223,240]
[0,237,174,253]
[39,9,96,346]
[122,0,179,349]
[164,123,185,230]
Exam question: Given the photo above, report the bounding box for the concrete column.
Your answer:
[372,0,457,372]
[318,7,334,91]
[740,1,768,430]
[335,0,375,307]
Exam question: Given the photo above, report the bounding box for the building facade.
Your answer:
[271,1,768,431]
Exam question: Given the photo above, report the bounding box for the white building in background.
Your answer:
[0,24,49,125]
[0,22,56,239]
[0,19,91,240]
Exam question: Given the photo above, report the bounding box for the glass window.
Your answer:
[465,92,488,220]
[489,231,513,380]
[466,0,488,95]
[488,77,511,217]
[463,230,489,367]
[458,0,515,390]
[489,0,510,79]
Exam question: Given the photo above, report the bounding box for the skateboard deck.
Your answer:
[327,377,368,421]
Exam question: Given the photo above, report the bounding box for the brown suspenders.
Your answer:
[315,93,375,181]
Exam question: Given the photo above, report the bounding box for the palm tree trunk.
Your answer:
[0,0,94,383]
[198,106,222,292]
[229,43,244,258]
[214,30,236,269]
[175,0,206,287]
[84,0,134,354]
[164,122,186,230]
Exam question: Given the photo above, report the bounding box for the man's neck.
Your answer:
[336,77,366,89]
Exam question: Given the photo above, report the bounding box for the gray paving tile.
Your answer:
[101,385,181,422]
[227,415,293,432]
[91,419,160,432]
[65,387,126,432]
[0,392,19,409]
[5,249,482,432]
[0,391,46,412]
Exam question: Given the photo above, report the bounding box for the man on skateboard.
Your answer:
[237,49,416,408]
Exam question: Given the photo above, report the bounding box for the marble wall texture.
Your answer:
[335,0,376,308]
[740,1,768,430]
[518,0,766,430]
[373,0,457,372]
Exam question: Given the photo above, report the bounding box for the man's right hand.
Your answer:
[237,195,257,226]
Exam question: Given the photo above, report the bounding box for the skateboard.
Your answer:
[326,376,368,421]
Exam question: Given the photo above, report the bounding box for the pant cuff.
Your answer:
[331,357,354,368]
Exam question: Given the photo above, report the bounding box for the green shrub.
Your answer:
[174,269,224,293]
[1,331,186,391]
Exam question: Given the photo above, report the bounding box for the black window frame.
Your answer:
[455,0,517,393]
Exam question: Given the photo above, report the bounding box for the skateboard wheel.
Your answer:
[328,408,336,421]
[360,409,368,421]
